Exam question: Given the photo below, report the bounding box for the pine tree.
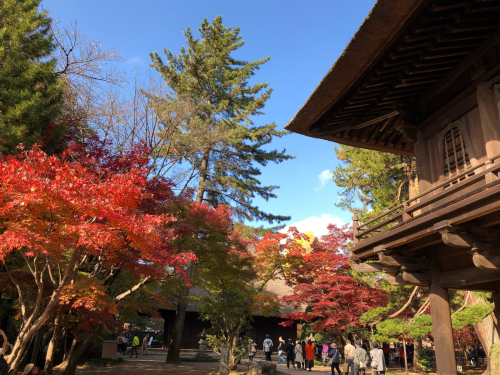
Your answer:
[0,0,63,154]
[332,145,416,221]
[148,16,293,223]
[148,16,292,363]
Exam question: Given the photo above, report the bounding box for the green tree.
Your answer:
[0,0,63,154]
[332,145,416,221]
[148,16,292,363]
[147,16,293,222]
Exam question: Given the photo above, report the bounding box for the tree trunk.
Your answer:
[57,337,78,370]
[229,333,239,371]
[60,327,101,375]
[413,338,423,371]
[44,307,64,374]
[468,293,499,375]
[166,286,189,363]
[167,150,209,363]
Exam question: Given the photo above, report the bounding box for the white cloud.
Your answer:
[281,214,346,238]
[127,56,145,66]
[316,169,333,190]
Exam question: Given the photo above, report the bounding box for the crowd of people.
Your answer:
[116,332,153,358]
[257,335,388,375]
[254,335,481,375]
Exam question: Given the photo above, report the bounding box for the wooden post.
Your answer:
[485,159,498,184]
[492,281,500,337]
[402,202,411,222]
[353,212,360,245]
[220,345,230,375]
[429,249,457,375]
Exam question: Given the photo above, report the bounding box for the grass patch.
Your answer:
[181,356,220,362]
[77,357,124,369]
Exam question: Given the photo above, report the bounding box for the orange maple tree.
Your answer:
[0,142,195,372]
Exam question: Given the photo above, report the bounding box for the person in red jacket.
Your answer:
[305,340,315,372]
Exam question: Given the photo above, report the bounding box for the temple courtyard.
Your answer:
[45,350,486,375]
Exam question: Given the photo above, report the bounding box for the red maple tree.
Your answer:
[279,224,387,336]
[0,141,196,372]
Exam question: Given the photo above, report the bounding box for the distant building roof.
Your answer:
[161,275,297,317]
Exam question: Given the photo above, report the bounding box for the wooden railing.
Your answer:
[352,154,500,243]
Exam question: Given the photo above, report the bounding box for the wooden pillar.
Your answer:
[429,250,457,375]
[493,282,500,337]
[353,213,360,245]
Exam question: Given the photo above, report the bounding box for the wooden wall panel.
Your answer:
[478,82,500,158]
[464,107,488,163]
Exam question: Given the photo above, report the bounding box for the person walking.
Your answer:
[129,334,140,358]
[370,342,385,375]
[353,340,367,375]
[295,339,304,371]
[305,340,315,372]
[322,340,330,366]
[263,334,273,362]
[148,335,154,348]
[286,338,296,370]
[278,338,285,364]
[471,345,478,366]
[382,343,390,367]
[141,334,150,355]
[344,340,355,375]
[302,340,306,369]
[398,344,405,368]
[248,339,257,362]
[329,343,342,375]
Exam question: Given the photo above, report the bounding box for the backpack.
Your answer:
[264,339,273,351]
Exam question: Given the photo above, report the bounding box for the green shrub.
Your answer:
[417,347,433,373]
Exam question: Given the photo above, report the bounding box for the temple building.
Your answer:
[285,1,500,374]
[160,276,298,349]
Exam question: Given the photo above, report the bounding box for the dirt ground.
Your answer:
[46,351,488,375]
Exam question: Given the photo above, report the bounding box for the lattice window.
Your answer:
[443,127,473,187]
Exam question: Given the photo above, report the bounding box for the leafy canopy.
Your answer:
[0,0,63,154]
[148,16,293,223]
[333,145,415,221]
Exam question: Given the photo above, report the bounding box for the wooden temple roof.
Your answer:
[285,0,500,156]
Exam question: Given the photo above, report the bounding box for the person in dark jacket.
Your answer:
[302,340,307,368]
[285,339,295,369]
[329,343,342,375]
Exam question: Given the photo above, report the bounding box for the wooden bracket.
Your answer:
[385,272,415,286]
[433,220,461,233]
[349,251,361,265]
[402,271,431,285]
[352,262,398,273]
[374,245,392,255]
[401,263,430,272]
[472,251,500,270]
[379,254,430,267]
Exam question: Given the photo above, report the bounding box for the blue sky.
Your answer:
[43,0,376,236]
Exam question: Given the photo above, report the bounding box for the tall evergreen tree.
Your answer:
[332,145,416,221]
[148,16,292,223]
[0,0,63,154]
[147,16,292,363]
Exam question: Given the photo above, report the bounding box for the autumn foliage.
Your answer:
[0,139,242,372]
[278,224,387,335]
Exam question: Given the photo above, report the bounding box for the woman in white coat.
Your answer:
[294,339,304,371]
[370,342,386,375]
